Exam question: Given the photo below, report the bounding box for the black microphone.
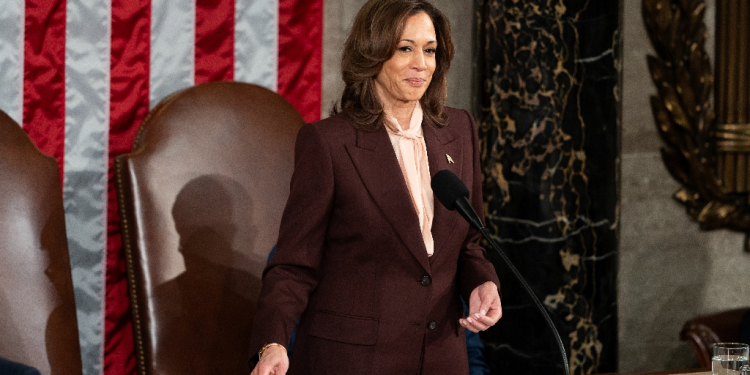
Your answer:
[431,169,484,231]
[431,169,570,375]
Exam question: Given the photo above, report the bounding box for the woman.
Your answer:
[249,1,501,374]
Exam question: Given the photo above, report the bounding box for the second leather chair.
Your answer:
[115,82,305,374]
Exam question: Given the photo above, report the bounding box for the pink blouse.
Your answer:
[384,102,435,256]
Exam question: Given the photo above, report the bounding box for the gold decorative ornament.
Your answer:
[643,0,750,251]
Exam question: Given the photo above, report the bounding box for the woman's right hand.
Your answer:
[250,346,289,375]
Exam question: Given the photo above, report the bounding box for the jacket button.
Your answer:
[421,275,432,286]
[428,321,437,330]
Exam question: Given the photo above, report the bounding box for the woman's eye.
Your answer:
[425,48,437,55]
[399,46,412,52]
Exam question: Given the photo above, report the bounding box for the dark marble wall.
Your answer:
[475,0,621,374]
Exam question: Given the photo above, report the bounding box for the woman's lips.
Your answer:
[405,78,426,86]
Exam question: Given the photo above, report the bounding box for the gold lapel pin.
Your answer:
[446,154,454,164]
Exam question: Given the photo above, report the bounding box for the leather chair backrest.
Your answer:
[115,81,304,374]
[680,307,750,368]
[0,110,83,374]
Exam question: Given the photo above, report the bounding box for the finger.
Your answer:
[459,318,481,333]
[470,282,495,315]
[255,363,272,375]
[475,310,501,328]
[469,289,489,319]
[260,365,284,375]
[277,361,290,375]
[478,290,500,315]
[250,362,268,375]
[468,293,482,317]
[481,312,501,326]
[463,316,490,332]
[253,358,288,375]
[466,313,492,329]
[486,303,503,321]
[473,303,502,328]
[271,362,289,375]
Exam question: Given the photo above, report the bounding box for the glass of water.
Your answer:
[713,342,750,375]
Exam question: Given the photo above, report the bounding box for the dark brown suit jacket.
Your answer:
[249,108,500,375]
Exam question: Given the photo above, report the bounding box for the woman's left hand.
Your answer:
[460,281,502,333]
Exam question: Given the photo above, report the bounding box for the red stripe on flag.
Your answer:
[278,0,323,123]
[195,0,235,83]
[23,0,66,175]
[105,1,151,374]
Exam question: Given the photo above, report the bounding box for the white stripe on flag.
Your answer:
[0,0,24,123]
[235,0,278,91]
[64,0,111,374]
[151,0,195,108]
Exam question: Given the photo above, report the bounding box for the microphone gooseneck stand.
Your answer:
[478,227,571,375]
[431,169,570,375]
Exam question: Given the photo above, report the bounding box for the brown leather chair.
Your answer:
[115,81,304,374]
[0,110,83,374]
[680,307,750,368]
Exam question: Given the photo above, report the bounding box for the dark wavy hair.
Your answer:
[331,0,454,132]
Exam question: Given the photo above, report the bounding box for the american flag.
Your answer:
[0,0,322,374]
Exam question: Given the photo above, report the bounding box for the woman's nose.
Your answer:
[412,52,427,71]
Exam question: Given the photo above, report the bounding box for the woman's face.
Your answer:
[374,12,437,107]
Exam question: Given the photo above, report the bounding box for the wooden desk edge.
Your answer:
[599,368,708,375]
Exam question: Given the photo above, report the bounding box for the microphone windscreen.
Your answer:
[431,169,469,211]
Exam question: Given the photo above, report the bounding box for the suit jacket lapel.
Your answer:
[423,122,464,259]
[345,128,432,274]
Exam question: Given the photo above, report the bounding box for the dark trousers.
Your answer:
[0,357,41,375]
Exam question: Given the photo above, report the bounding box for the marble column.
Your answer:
[475,0,621,374]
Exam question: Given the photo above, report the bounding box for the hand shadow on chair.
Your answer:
[154,175,262,374]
